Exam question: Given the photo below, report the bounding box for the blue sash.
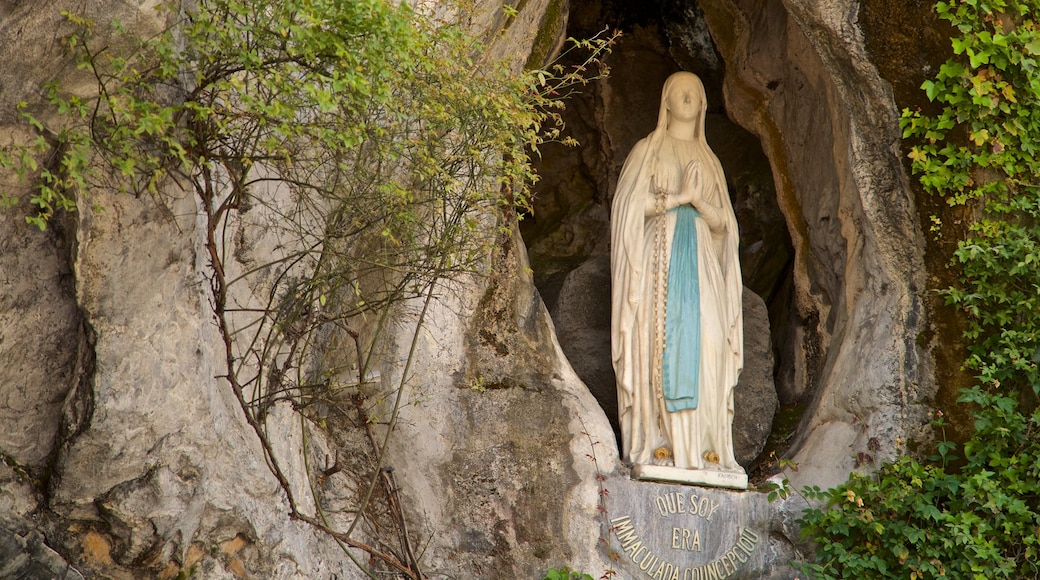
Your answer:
[662,205,701,412]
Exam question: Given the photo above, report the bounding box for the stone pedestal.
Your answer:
[632,464,749,490]
[603,476,769,580]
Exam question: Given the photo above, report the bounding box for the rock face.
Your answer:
[380,228,618,578]
[733,289,778,466]
[1,461,83,580]
[698,0,932,487]
[0,525,84,580]
[0,1,616,579]
[52,167,365,579]
[548,255,617,433]
[0,195,80,469]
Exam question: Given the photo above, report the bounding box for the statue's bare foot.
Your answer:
[652,446,674,466]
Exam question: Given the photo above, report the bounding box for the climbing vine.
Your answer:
[797,1,1040,578]
[902,0,1040,391]
[0,0,616,577]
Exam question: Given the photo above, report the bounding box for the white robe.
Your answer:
[610,133,743,471]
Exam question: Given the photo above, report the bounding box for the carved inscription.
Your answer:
[672,526,701,552]
[655,491,721,521]
[609,489,762,580]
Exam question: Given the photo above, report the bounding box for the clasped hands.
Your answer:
[651,160,706,211]
[649,160,725,232]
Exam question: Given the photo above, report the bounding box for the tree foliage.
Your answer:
[798,1,1040,578]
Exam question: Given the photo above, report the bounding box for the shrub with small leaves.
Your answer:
[798,401,1040,579]
[543,566,594,580]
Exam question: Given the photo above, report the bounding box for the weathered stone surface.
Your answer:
[0,524,84,580]
[0,1,611,577]
[0,464,37,522]
[604,477,770,580]
[0,193,80,468]
[698,0,932,489]
[477,0,569,70]
[549,254,618,433]
[377,226,620,578]
[47,186,367,579]
[0,424,80,579]
[858,0,977,443]
[734,289,778,465]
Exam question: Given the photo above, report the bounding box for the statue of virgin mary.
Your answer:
[610,71,744,478]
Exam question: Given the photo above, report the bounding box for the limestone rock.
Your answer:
[548,254,618,435]
[0,198,80,468]
[734,289,778,465]
[1,463,79,578]
[378,227,620,578]
[698,0,932,488]
[0,464,38,522]
[49,187,367,579]
[0,524,84,580]
[477,0,569,70]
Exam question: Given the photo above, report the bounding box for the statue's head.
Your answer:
[657,72,707,139]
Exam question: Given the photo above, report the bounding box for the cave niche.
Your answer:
[521,0,795,470]
[521,0,932,487]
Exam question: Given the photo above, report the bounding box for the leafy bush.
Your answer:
[798,405,1040,579]
[543,566,594,580]
[798,1,1040,578]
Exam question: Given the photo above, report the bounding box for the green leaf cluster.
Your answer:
[543,566,594,580]
[901,0,1040,390]
[797,406,1040,579]
[799,1,1040,578]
